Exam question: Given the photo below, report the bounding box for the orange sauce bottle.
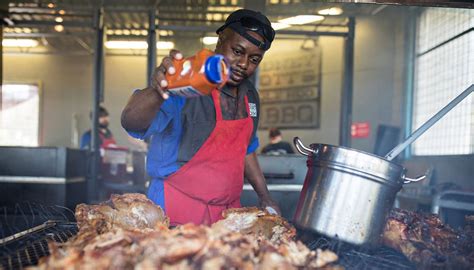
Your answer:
[166,48,230,97]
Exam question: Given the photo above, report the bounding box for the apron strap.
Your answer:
[211,89,223,121]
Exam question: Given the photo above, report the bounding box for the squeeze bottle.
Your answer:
[166,49,230,97]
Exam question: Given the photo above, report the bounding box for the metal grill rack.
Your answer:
[301,230,416,270]
[0,220,78,270]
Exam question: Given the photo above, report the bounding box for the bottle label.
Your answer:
[168,86,203,98]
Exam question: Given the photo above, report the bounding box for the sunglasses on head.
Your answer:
[231,17,275,42]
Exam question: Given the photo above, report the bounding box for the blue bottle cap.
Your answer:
[204,54,228,84]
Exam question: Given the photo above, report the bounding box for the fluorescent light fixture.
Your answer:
[207,6,241,12]
[54,24,64,32]
[55,17,63,23]
[157,41,174,49]
[105,41,147,49]
[202,36,218,45]
[278,15,325,25]
[318,7,343,16]
[105,41,175,50]
[271,22,291,30]
[3,39,39,48]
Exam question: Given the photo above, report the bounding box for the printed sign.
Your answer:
[259,44,321,129]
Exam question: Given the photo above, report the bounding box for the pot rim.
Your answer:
[307,143,404,170]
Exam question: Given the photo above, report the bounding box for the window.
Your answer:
[0,84,40,146]
[412,8,474,155]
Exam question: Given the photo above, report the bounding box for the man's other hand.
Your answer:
[151,49,183,100]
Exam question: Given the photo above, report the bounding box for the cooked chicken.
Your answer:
[382,208,473,270]
[75,193,169,234]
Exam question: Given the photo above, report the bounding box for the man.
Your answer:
[261,127,295,155]
[121,9,280,225]
[80,106,117,149]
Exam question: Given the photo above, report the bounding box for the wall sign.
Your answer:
[258,44,322,129]
[351,122,371,138]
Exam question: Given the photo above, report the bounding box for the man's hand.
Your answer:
[151,49,183,100]
[259,197,282,215]
[244,153,282,216]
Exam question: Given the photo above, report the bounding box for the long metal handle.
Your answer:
[402,174,426,184]
[293,137,318,156]
[385,84,474,161]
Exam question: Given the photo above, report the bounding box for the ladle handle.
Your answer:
[385,84,474,161]
[294,137,318,156]
[402,174,426,184]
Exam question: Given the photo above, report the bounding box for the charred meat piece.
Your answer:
[382,208,474,269]
[212,207,296,244]
[75,193,169,234]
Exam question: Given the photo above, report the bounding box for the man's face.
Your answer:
[99,115,109,128]
[215,29,265,87]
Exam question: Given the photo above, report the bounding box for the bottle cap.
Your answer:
[204,54,228,84]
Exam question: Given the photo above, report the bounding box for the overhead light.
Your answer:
[105,41,174,50]
[58,10,66,15]
[123,29,131,35]
[55,17,63,23]
[202,36,218,45]
[212,13,223,21]
[140,30,148,36]
[157,41,174,49]
[271,22,291,30]
[278,15,325,25]
[3,39,39,48]
[106,41,147,49]
[47,3,55,8]
[318,7,343,16]
[206,6,241,12]
[54,24,64,32]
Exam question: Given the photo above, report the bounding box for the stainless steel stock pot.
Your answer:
[293,138,424,245]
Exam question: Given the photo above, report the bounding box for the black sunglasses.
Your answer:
[231,17,275,42]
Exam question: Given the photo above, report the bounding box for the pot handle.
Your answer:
[293,137,318,156]
[402,174,426,184]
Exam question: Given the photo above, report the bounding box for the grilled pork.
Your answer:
[32,197,339,270]
[382,208,473,269]
[75,193,169,234]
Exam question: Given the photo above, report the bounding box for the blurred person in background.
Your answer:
[80,106,117,149]
[261,127,294,155]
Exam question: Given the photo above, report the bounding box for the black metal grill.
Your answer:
[301,230,416,270]
[0,220,78,270]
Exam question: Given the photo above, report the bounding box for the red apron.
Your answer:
[99,131,117,148]
[164,89,253,226]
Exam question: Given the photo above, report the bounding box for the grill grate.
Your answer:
[301,230,416,270]
[0,220,78,270]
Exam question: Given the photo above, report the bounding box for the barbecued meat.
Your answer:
[212,207,297,244]
[75,193,169,234]
[33,200,339,269]
[36,223,339,270]
[382,208,474,269]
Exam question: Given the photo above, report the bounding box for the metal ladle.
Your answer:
[385,84,474,161]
